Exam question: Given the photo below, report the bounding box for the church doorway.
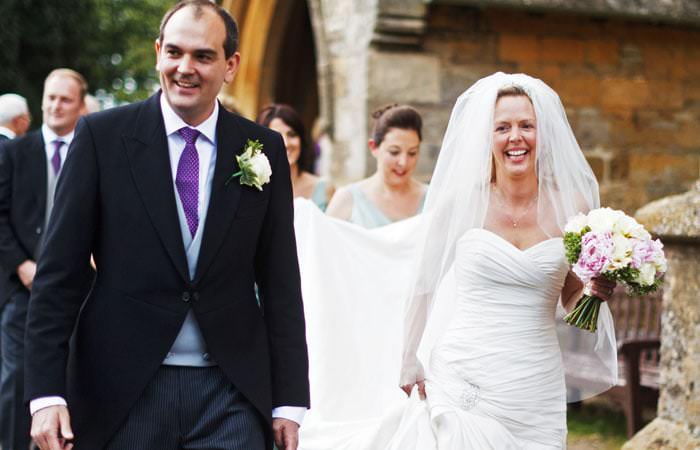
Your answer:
[222,0,319,130]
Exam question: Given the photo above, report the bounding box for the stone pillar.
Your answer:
[310,0,379,183]
[624,181,700,449]
[309,0,432,183]
[366,0,435,177]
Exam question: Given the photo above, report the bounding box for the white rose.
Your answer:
[565,213,588,234]
[609,234,633,269]
[634,262,657,286]
[250,153,272,185]
[587,207,623,232]
[654,255,668,274]
[613,214,647,239]
[651,240,667,273]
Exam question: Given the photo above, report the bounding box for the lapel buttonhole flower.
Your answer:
[227,139,272,191]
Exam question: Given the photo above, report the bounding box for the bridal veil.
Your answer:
[399,72,617,402]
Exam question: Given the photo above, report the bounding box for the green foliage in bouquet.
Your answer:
[625,276,663,296]
[564,228,589,265]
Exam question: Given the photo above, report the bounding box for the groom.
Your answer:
[25,1,309,449]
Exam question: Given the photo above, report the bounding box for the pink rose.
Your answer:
[631,238,665,270]
[573,231,614,284]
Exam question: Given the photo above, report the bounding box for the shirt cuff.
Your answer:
[272,406,307,426]
[30,396,67,416]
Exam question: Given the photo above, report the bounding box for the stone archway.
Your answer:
[220,0,320,130]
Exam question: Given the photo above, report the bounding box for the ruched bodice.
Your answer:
[455,228,567,310]
[441,229,567,364]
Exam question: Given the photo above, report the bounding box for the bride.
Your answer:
[295,73,618,449]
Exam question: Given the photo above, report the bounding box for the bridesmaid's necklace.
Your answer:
[493,189,538,228]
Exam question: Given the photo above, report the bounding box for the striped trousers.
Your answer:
[104,365,265,450]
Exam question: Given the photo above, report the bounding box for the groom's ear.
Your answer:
[154,39,162,71]
[223,52,241,84]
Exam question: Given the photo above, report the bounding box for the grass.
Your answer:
[567,398,654,449]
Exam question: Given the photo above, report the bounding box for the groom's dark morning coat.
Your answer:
[24,93,310,449]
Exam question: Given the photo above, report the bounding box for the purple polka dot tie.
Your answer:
[176,127,200,237]
[51,140,63,175]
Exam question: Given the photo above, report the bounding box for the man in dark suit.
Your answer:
[0,70,85,450]
[26,2,309,450]
[0,92,31,442]
[0,94,31,141]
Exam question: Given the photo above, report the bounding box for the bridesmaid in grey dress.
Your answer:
[257,104,335,211]
[326,105,426,228]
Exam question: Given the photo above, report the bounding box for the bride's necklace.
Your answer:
[493,189,538,228]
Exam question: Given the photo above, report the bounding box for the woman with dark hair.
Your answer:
[326,104,427,228]
[257,103,335,210]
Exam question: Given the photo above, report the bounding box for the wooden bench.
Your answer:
[565,289,662,438]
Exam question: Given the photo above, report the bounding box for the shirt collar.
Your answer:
[41,124,75,146]
[0,127,16,139]
[160,93,218,145]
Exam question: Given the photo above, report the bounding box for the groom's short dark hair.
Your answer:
[159,0,239,58]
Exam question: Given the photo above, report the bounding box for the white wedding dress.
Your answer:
[296,201,574,449]
[296,73,620,449]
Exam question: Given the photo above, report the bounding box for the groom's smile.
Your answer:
[174,78,200,90]
[155,4,240,127]
[172,75,202,96]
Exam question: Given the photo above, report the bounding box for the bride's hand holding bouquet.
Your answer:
[564,207,667,332]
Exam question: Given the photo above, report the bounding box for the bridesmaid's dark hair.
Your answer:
[371,104,423,145]
[257,103,315,174]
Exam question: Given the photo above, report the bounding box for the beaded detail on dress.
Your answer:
[460,381,480,410]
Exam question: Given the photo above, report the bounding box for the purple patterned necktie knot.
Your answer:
[176,127,201,237]
[51,140,64,175]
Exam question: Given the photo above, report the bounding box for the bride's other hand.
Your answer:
[400,380,426,399]
[590,276,616,302]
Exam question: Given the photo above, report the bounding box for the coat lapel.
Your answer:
[123,94,190,283]
[192,108,245,284]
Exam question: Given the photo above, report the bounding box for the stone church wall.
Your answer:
[367,5,700,213]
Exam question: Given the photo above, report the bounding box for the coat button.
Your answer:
[35,227,41,234]
[192,292,200,302]
[181,292,191,303]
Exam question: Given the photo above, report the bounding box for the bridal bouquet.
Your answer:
[563,207,667,332]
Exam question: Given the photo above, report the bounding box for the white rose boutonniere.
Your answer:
[226,139,272,191]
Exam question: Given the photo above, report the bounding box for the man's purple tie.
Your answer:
[51,140,63,175]
[176,127,200,237]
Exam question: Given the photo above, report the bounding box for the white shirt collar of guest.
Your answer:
[0,126,16,139]
[41,124,75,146]
[160,93,218,145]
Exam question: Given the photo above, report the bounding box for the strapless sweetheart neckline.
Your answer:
[460,228,563,253]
